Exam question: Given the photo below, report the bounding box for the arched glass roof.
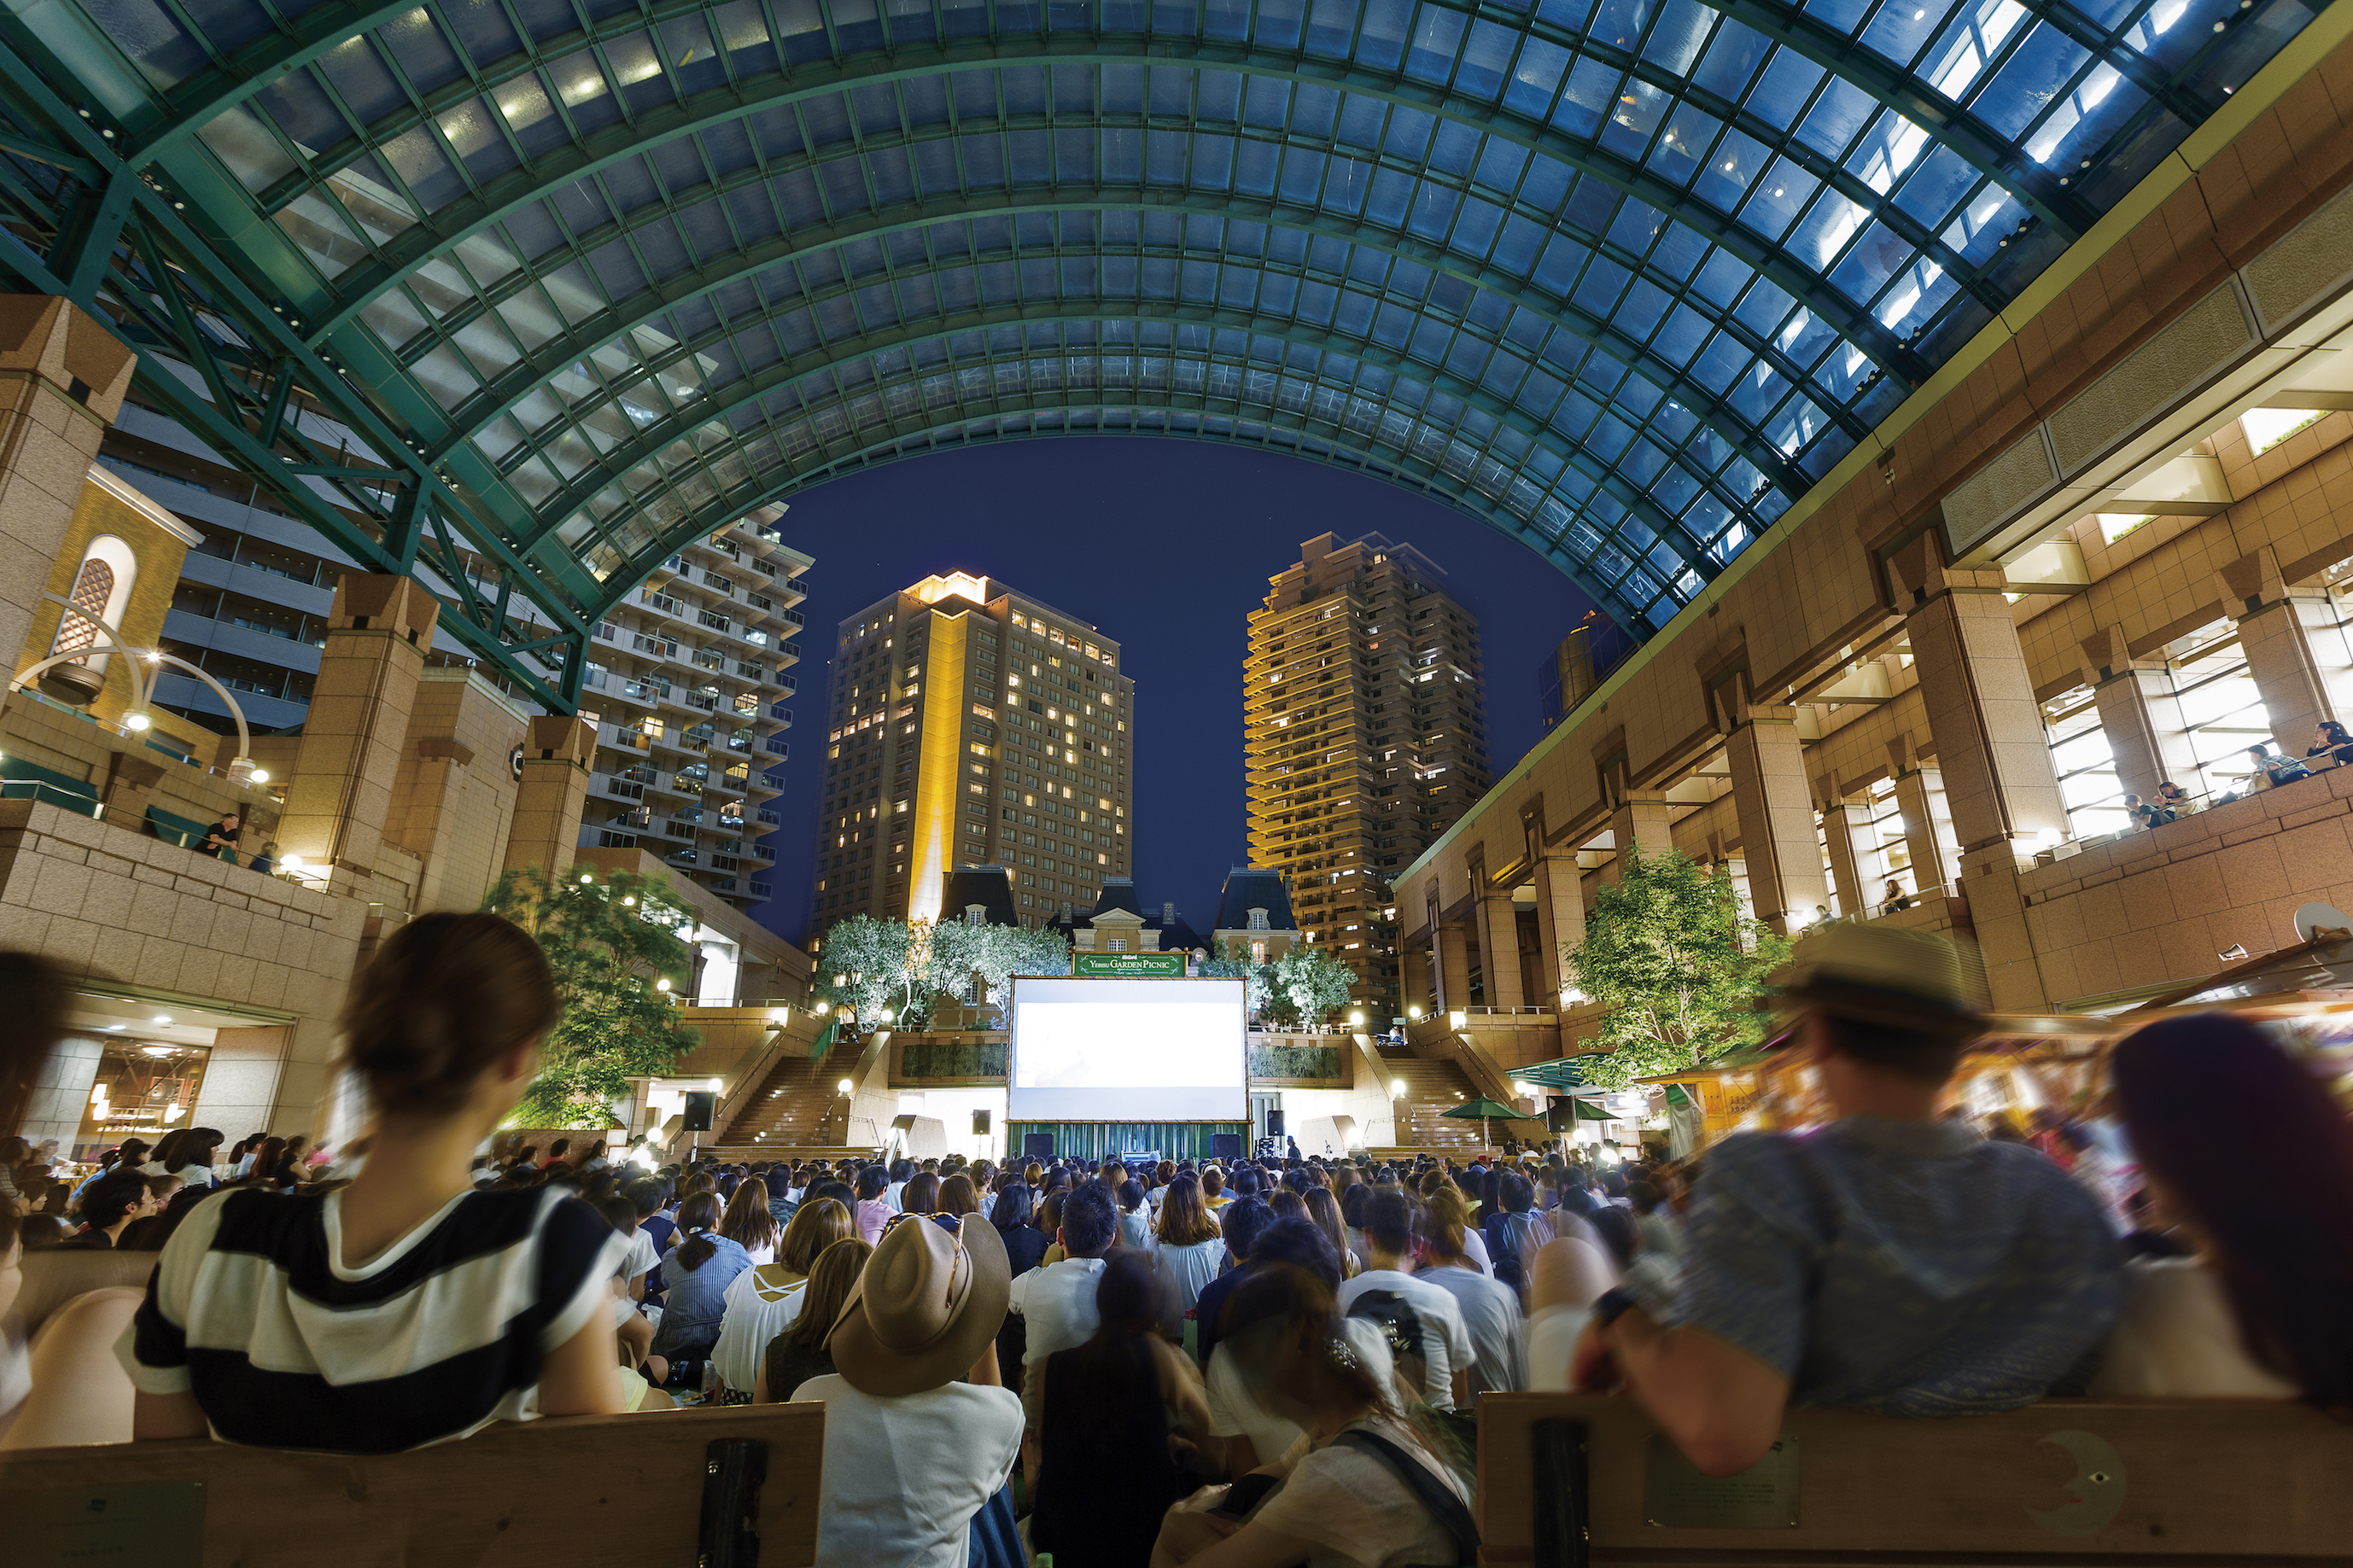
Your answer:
[0,0,2322,674]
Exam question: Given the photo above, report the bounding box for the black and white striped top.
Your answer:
[120,1184,623,1452]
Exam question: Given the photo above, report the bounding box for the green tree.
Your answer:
[810,913,917,1029]
[1261,944,1362,1029]
[1563,850,1791,1089]
[1199,938,1270,1017]
[483,866,702,1128]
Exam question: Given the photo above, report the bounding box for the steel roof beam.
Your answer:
[597,393,1647,629]
[437,191,1814,521]
[293,36,1934,382]
[525,298,1719,586]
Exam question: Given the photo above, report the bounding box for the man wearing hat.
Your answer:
[1570,924,2122,1476]
[794,1210,1023,1568]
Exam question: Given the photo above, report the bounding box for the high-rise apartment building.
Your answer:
[100,393,808,917]
[577,528,814,910]
[1245,533,1491,1013]
[809,574,1134,942]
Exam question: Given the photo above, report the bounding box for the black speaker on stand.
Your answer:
[1265,1108,1286,1138]
[1210,1133,1242,1162]
[972,1110,992,1136]
[1023,1132,1055,1161]
[681,1089,715,1161]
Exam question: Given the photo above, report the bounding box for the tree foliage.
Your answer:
[484,866,702,1128]
[1199,938,1359,1029]
[1563,850,1791,1090]
[814,914,1071,1030]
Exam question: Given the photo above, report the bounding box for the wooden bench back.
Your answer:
[0,1402,824,1568]
[1477,1394,2353,1566]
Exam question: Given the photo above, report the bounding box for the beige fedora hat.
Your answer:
[826,1211,1011,1396]
[1766,923,1984,1038]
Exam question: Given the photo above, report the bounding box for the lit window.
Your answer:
[2095,513,2154,545]
[2243,407,2326,455]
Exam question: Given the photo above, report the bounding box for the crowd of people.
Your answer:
[3,915,2350,1567]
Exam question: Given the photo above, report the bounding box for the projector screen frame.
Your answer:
[1007,974,1250,1123]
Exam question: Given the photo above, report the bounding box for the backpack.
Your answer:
[1345,1288,1433,1404]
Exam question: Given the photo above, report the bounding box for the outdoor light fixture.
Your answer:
[152,1014,172,1025]
[124,712,151,731]
[1391,1079,1406,1098]
[1448,1010,1467,1028]
[2220,944,2249,961]
[837,1079,855,1095]
[622,895,635,906]
[580,873,594,883]
[1407,1005,1422,1019]
[1348,1010,1365,1024]
[655,977,671,992]
[814,1000,830,1014]
[281,854,304,871]
[1511,1081,1533,1097]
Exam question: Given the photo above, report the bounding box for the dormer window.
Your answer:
[1107,939,1127,953]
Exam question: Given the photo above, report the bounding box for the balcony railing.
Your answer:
[763,736,790,756]
[748,880,772,898]
[768,702,792,722]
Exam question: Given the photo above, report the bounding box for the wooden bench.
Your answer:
[1477,1393,2353,1567]
[0,1388,823,1567]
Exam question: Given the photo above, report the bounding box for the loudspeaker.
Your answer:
[680,1091,715,1132]
[1210,1133,1242,1162]
[1023,1132,1055,1160]
[1265,1109,1286,1137]
[972,1110,992,1136]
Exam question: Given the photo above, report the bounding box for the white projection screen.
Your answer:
[1008,976,1248,1122]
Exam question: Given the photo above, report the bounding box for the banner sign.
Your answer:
[1073,952,1186,977]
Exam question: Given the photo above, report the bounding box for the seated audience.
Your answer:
[1115,1178,1153,1251]
[2245,743,2309,790]
[755,1235,873,1402]
[1190,1197,1272,1373]
[2309,720,2353,769]
[1033,1251,1212,1568]
[2093,1013,2350,1402]
[1009,1182,1118,1429]
[797,1210,1021,1568]
[121,912,628,1450]
[721,1176,781,1266]
[1422,1186,1525,1394]
[853,1167,892,1244]
[651,1191,752,1372]
[712,1197,855,1402]
[1480,1171,1554,1293]
[1337,1189,1474,1412]
[57,1173,157,1250]
[1571,925,2123,1476]
[1152,1175,1229,1340]
[1302,1186,1359,1281]
[1156,1263,1474,1568]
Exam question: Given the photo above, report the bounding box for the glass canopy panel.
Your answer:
[59,0,2327,628]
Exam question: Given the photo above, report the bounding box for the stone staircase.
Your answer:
[1371,1043,1495,1150]
[715,1035,862,1148]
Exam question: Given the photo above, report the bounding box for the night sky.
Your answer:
[752,438,1599,947]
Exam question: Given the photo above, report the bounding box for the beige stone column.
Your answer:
[275,575,438,895]
[1725,702,1827,933]
[2221,548,2353,759]
[0,299,135,678]
[1475,891,1526,1009]
[2081,627,2199,802]
[1818,782,1874,919]
[1530,852,1585,1006]
[1402,941,1433,1017]
[1434,920,1471,1014]
[1889,764,1950,898]
[505,714,598,877]
[1603,790,1673,883]
[1900,556,2067,860]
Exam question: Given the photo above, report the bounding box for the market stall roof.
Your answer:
[2124,936,2353,1016]
[1515,1055,1600,1092]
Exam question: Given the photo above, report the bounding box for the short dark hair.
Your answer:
[1060,1182,1118,1257]
[1363,1188,1416,1255]
[1117,1179,1143,1213]
[1241,1216,1342,1291]
[79,1172,145,1231]
[1819,1011,1966,1085]
[1218,1196,1275,1261]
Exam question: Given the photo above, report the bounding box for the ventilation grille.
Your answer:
[1941,429,2058,555]
[2245,183,2353,335]
[2048,283,2255,475]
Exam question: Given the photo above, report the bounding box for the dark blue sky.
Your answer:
[753,438,1598,946]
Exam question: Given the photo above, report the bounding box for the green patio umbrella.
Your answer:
[1439,1095,1523,1146]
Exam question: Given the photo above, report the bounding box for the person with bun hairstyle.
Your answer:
[121,912,632,1452]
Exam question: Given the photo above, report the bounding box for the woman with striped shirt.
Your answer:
[120,912,628,1452]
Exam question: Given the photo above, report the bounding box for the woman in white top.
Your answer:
[1158,1259,1474,1568]
[1152,1175,1229,1339]
[2090,1012,2352,1404]
[711,1197,855,1400]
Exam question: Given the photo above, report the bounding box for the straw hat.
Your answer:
[1766,923,1983,1038]
[826,1211,1010,1396]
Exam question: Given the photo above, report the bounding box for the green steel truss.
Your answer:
[0,0,2323,696]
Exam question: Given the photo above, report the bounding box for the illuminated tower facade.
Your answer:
[808,573,1135,942]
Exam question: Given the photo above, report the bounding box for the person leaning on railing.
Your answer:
[1568,924,2125,1477]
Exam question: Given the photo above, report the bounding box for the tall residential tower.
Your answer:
[809,574,1135,942]
[1245,534,1491,1014]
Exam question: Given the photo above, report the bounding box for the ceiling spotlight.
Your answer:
[124,711,151,731]
[152,1014,172,1025]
